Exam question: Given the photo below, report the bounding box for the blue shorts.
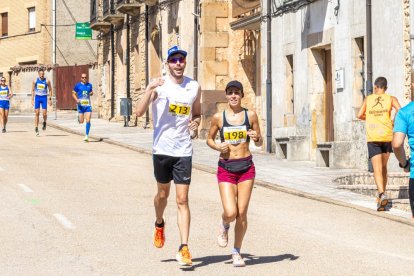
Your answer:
[0,100,9,110]
[78,104,92,114]
[34,95,48,110]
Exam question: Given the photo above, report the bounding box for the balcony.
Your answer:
[90,0,111,33]
[230,12,261,31]
[116,0,143,16]
[103,0,125,26]
[232,0,260,18]
[230,0,261,31]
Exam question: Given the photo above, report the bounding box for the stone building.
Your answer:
[91,0,263,138]
[262,0,411,169]
[0,0,98,112]
[0,0,52,111]
[90,0,147,122]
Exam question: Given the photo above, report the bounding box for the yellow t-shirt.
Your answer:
[365,93,393,142]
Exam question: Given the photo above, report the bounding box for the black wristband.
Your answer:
[399,158,410,168]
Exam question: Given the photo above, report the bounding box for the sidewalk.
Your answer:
[46,111,413,221]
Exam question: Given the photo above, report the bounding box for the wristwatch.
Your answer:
[399,158,411,168]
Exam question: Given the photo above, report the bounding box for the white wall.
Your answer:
[262,0,407,168]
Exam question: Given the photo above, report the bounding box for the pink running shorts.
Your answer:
[217,156,256,185]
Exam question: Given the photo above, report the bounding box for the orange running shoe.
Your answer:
[176,245,192,266]
[153,219,165,248]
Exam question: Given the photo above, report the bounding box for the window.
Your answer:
[286,55,294,114]
[28,7,35,32]
[1,13,8,36]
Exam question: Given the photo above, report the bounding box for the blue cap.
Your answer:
[167,45,187,59]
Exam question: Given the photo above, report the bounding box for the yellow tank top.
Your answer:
[365,93,393,142]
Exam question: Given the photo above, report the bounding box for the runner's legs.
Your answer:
[218,182,238,224]
[371,154,385,194]
[0,108,4,129]
[154,182,171,224]
[234,179,254,249]
[4,108,8,127]
[380,152,391,192]
[176,183,190,244]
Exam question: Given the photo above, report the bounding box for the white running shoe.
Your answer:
[83,135,89,142]
[217,219,229,247]
[232,253,246,267]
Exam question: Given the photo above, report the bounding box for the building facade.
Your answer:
[262,0,411,169]
[0,0,98,112]
[0,0,52,111]
[91,0,263,139]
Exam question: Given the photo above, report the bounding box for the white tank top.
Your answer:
[152,76,200,156]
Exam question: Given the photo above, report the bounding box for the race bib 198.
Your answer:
[223,126,247,144]
[0,91,7,95]
[37,84,45,90]
[169,103,191,117]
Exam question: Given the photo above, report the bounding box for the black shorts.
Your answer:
[153,154,192,184]
[367,142,393,159]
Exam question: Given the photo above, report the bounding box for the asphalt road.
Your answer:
[1,116,414,275]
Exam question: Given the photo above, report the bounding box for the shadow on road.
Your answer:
[161,253,299,271]
[4,131,28,133]
[45,134,69,137]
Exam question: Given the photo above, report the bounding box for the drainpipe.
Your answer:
[110,24,115,119]
[126,14,131,124]
[52,0,57,119]
[366,0,373,95]
[266,0,272,153]
[145,5,150,127]
[366,0,373,172]
[52,0,56,65]
[193,0,199,81]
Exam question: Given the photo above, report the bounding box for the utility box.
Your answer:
[120,97,132,116]
[120,97,132,127]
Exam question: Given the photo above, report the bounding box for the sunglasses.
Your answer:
[81,77,87,79]
[0,79,5,82]
[168,57,186,64]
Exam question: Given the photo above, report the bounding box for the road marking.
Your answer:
[18,184,34,193]
[8,115,34,118]
[53,213,76,229]
[28,198,40,205]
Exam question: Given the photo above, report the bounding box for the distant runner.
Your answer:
[31,69,53,136]
[358,77,401,211]
[0,76,13,133]
[72,73,93,142]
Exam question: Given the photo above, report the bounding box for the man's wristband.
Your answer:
[399,158,410,168]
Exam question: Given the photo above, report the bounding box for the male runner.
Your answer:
[136,45,201,266]
[31,69,53,136]
[0,77,13,133]
[72,73,93,142]
[357,77,401,211]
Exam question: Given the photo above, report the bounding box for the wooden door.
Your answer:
[325,50,334,142]
[56,65,89,109]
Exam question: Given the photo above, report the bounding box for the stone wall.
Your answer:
[96,2,147,123]
[198,0,260,139]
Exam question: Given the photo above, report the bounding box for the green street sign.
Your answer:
[75,22,92,40]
